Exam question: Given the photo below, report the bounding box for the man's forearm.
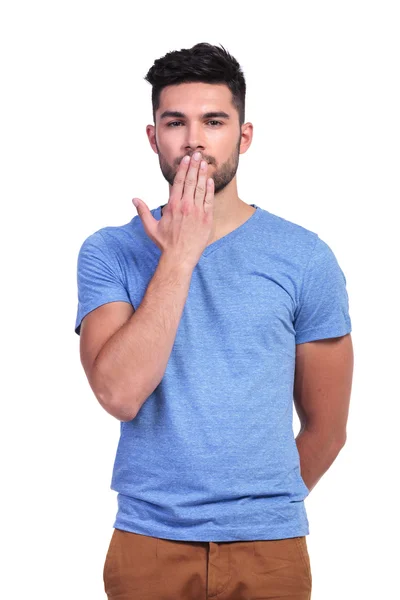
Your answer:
[295,427,346,493]
[93,251,194,421]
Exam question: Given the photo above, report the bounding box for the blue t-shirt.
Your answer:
[75,203,352,542]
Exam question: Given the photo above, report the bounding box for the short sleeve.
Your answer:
[74,231,131,336]
[293,236,352,344]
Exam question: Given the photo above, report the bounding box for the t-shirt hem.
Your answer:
[111,517,310,542]
[295,322,352,345]
[75,297,132,334]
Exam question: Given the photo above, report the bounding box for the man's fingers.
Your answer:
[194,159,208,208]
[204,177,214,213]
[170,155,191,203]
[182,152,202,200]
[132,198,158,239]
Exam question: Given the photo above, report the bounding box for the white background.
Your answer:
[1,1,399,598]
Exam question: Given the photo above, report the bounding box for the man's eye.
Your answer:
[167,121,223,127]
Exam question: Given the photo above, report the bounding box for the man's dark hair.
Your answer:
[144,42,246,127]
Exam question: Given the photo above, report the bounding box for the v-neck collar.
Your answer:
[153,203,262,259]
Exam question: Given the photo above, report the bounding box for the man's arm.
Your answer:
[79,152,214,422]
[293,333,354,492]
[83,253,194,422]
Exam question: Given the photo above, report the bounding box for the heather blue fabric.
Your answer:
[75,203,352,541]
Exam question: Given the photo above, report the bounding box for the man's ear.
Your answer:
[239,122,253,156]
[146,124,158,154]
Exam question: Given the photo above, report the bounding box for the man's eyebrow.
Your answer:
[159,111,230,120]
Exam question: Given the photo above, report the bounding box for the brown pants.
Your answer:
[103,528,312,599]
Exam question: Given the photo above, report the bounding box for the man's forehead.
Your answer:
[158,82,232,115]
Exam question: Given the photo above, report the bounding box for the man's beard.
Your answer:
[156,136,241,196]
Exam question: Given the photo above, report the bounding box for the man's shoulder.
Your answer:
[259,207,318,239]
[82,215,151,257]
[255,207,319,260]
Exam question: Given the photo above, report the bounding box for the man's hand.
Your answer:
[132,151,215,269]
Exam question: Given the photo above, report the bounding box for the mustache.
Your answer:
[175,155,214,166]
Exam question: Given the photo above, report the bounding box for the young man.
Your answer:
[75,42,353,600]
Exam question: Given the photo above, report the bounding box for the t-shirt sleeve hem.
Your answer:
[295,321,352,345]
[75,297,133,335]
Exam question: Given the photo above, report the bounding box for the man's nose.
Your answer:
[185,124,206,154]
